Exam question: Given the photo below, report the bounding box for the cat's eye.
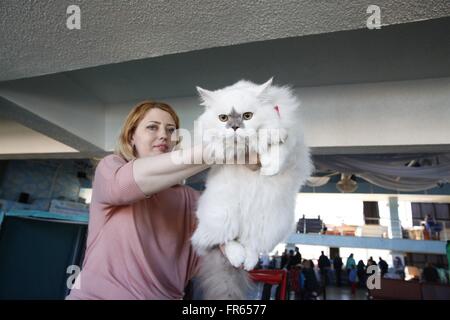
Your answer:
[243,112,253,120]
[218,114,228,122]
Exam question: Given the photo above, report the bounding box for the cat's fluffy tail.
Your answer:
[196,248,253,299]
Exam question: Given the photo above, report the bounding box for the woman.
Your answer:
[394,257,405,280]
[66,100,256,300]
[356,260,366,288]
[348,265,358,295]
[301,260,319,300]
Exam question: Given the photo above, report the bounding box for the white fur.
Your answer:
[191,79,313,299]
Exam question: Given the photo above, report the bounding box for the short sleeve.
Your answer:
[92,154,147,206]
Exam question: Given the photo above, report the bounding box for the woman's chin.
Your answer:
[149,148,169,156]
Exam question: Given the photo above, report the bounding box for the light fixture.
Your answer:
[336,173,358,193]
[306,176,331,187]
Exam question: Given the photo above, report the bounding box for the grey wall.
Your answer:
[104,77,450,153]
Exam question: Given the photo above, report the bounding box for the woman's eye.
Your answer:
[243,112,253,120]
[147,125,157,130]
[168,128,175,133]
[219,114,228,122]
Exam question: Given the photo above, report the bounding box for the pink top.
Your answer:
[66,154,200,300]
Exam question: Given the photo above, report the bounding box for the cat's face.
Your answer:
[196,79,274,133]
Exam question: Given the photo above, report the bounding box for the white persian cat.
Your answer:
[190,78,312,299]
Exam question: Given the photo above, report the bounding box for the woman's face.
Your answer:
[131,108,177,158]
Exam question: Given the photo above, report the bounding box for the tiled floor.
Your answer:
[248,282,370,300]
[317,286,369,300]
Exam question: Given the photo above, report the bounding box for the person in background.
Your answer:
[346,253,356,282]
[302,259,319,300]
[356,260,367,288]
[333,254,344,287]
[348,265,358,296]
[436,264,449,284]
[425,214,442,240]
[291,247,302,267]
[289,264,302,300]
[298,264,306,300]
[260,252,270,269]
[318,251,331,287]
[378,257,389,277]
[394,257,405,280]
[281,249,288,269]
[422,223,431,240]
[274,252,282,269]
[422,262,440,283]
[367,256,376,267]
[286,249,297,270]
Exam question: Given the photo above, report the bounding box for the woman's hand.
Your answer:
[245,162,261,171]
[244,152,261,171]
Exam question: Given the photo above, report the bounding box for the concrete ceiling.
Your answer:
[71,17,450,103]
[1,0,449,82]
[0,96,105,159]
[0,2,449,160]
[2,16,449,105]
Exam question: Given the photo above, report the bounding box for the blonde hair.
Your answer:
[115,100,180,161]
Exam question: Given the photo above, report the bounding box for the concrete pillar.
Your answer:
[388,197,402,239]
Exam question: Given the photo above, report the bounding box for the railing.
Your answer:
[410,218,448,242]
[296,216,449,242]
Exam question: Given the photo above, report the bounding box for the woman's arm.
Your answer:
[134,143,262,197]
[133,144,210,197]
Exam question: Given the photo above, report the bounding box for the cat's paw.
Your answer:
[268,128,288,145]
[257,128,288,153]
[259,152,280,176]
[224,241,246,268]
[243,251,259,271]
[256,131,269,155]
[260,165,280,176]
[279,128,288,144]
[234,129,248,151]
[237,128,259,164]
[221,129,239,163]
[234,128,258,155]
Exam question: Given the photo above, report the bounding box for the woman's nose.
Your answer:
[158,128,168,140]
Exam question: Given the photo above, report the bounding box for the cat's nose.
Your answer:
[231,125,239,131]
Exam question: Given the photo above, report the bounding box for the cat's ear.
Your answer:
[196,86,215,107]
[256,77,273,97]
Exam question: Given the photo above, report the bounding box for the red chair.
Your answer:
[249,269,288,300]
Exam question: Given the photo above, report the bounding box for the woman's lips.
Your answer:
[153,145,168,152]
